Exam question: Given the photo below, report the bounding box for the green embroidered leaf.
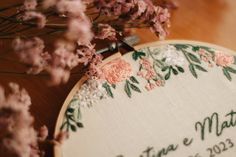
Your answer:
[76,122,84,128]
[195,64,207,72]
[132,52,138,60]
[189,64,198,78]
[161,58,166,62]
[139,51,146,57]
[174,44,189,50]
[234,56,236,65]
[68,115,75,122]
[192,46,200,52]
[130,76,139,84]
[223,68,232,81]
[102,83,114,98]
[176,66,185,73]
[225,67,236,74]
[111,84,116,89]
[161,66,169,72]
[70,124,77,132]
[130,83,141,93]
[165,70,171,80]
[171,67,178,75]
[125,81,132,98]
[132,51,146,61]
[67,108,74,113]
[187,53,201,64]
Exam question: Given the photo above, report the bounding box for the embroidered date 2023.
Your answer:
[116,110,236,157]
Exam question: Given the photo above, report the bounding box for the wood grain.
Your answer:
[0,0,236,156]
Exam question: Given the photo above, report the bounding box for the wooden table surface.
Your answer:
[0,0,236,156]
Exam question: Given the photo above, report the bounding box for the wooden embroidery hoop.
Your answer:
[53,40,235,157]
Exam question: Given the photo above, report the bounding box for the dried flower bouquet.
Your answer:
[0,0,173,157]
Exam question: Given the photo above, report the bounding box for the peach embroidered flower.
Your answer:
[138,57,165,90]
[139,57,152,69]
[155,80,165,87]
[197,49,214,67]
[101,58,132,84]
[145,83,155,91]
[138,58,156,80]
[214,52,234,67]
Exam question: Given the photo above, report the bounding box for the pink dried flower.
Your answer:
[87,62,104,80]
[95,0,170,39]
[53,41,79,69]
[24,0,37,10]
[17,0,170,85]
[12,37,50,74]
[38,125,48,141]
[66,17,93,44]
[130,0,148,20]
[214,52,234,67]
[56,0,86,17]
[95,24,117,40]
[150,7,170,39]
[91,52,103,65]
[86,53,104,80]
[0,83,39,157]
[7,83,32,108]
[47,67,70,85]
[101,58,132,84]
[77,44,96,65]
[42,0,57,9]
[22,11,46,28]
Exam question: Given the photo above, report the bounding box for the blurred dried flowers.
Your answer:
[2,0,171,85]
[0,83,68,157]
[0,83,43,157]
[0,0,174,156]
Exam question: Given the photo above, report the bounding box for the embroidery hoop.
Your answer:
[53,40,236,157]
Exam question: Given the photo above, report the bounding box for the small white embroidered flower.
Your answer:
[161,45,185,66]
[75,79,107,107]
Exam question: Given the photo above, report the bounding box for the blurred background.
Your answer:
[0,0,236,156]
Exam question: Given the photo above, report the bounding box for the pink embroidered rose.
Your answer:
[101,58,132,84]
[214,52,234,67]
